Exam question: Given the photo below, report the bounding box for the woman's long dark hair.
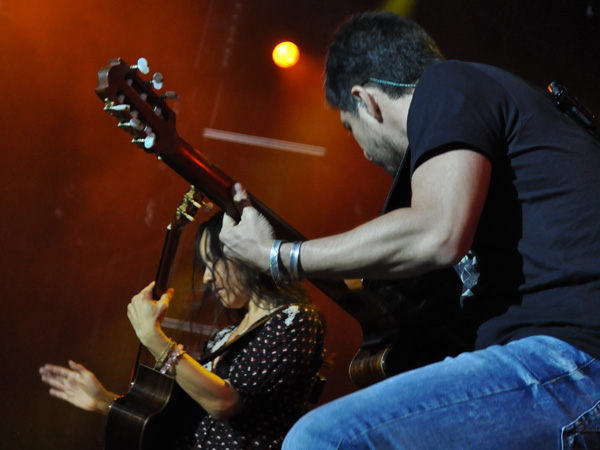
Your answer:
[175,210,310,356]
[195,210,309,308]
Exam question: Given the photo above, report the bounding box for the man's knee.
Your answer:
[283,407,334,449]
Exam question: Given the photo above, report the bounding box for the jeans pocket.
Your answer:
[562,400,600,450]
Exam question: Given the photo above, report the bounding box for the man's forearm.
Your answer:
[278,208,453,280]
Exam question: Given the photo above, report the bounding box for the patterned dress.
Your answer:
[175,304,325,449]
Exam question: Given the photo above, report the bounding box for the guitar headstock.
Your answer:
[153,185,212,300]
[170,186,212,231]
[95,58,179,156]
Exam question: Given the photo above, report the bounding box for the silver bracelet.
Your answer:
[289,240,304,282]
[270,240,285,284]
[154,338,174,369]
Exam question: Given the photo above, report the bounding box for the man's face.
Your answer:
[340,109,405,176]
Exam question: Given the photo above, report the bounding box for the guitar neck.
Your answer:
[153,224,181,298]
[158,137,306,242]
[152,186,205,299]
[155,138,371,309]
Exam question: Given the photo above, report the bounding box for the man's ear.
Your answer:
[351,85,383,122]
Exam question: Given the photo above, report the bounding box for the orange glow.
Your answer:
[272,41,300,68]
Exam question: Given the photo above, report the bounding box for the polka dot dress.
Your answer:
[176,304,325,450]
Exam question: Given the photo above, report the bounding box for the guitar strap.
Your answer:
[197,305,287,365]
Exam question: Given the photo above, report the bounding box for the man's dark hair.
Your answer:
[325,12,444,114]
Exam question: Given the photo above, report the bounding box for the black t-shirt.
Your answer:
[406,61,600,358]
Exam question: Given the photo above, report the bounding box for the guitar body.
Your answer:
[348,268,476,388]
[103,188,205,449]
[105,364,203,450]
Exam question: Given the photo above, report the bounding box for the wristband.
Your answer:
[270,240,285,284]
[289,241,304,282]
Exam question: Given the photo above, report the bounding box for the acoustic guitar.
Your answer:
[103,188,300,449]
[95,58,474,391]
[104,187,207,450]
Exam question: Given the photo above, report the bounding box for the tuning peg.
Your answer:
[131,57,150,74]
[151,73,163,90]
[103,102,130,114]
[179,210,196,222]
[161,91,180,100]
[143,132,156,149]
[118,118,144,131]
[131,132,155,149]
[184,194,203,210]
[131,125,155,149]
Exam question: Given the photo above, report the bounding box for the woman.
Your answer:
[39,211,326,449]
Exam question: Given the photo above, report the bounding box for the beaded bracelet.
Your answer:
[159,343,186,375]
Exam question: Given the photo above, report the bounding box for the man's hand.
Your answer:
[219,183,275,272]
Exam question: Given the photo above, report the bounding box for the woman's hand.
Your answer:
[127,282,173,347]
[39,360,117,415]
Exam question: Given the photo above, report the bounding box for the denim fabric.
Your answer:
[283,336,600,449]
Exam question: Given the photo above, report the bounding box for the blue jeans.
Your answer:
[283,336,600,449]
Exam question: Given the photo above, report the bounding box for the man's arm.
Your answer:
[220,150,491,280]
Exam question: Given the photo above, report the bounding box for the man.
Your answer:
[220,11,600,449]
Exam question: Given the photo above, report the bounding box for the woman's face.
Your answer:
[199,231,250,310]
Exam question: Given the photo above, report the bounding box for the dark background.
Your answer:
[1,0,598,448]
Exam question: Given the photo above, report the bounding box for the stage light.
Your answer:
[272,41,300,68]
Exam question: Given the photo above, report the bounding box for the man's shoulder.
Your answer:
[416,61,522,106]
[421,60,505,84]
